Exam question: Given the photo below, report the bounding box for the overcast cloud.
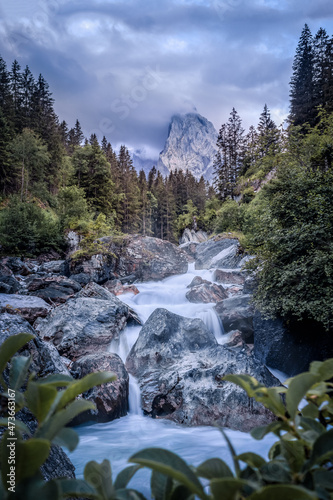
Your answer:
[1,0,333,159]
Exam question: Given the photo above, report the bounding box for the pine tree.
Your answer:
[0,56,12,116]
[21,66,35,129]
[257,104,280,157]
[10,60,23,130]
[289,24,315,126]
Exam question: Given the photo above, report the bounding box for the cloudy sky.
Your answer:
[1,0,333,159]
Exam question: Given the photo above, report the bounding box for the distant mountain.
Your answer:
[132,153,157,177]
[157,113,218,182]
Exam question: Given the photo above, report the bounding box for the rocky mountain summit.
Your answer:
[157,112,218,181]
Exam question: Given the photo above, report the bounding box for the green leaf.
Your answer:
[114,465,142,490]
[237,453,266,469]
[36,399,95,441]
[248,484,317,499]
[310,359,333,381]
[57,372,116,410]
[210,478,255,499]
[220,429,240,476]
[169,485,195,500]
[115,489,147,500]
[259,461,292,483]
[286,373,319,419]
[38,374,74,387]
[251,421,286,440]
[151,470,173,500]
[280,440,305,473]
[26,381,58,423]
[53,427,79,452]
[84,459,114,500]
[0,417,31,435]
[308,428,333,466]
[301,402,319,419]
[196,458,233,479]
[9,355,31,392]
[16,438,51,481]
[0,333,34,386]
[313,470,333,491]
[57,478,98,498]
[129,448,207,500]
[223,374,262,398]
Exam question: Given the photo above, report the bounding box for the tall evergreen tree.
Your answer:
[257,104,280,156]
[289,24,315,126]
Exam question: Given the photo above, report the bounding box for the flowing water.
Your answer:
[70,263,276,495]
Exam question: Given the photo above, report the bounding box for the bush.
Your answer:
[0,196,64,256]
[214,200,243,233]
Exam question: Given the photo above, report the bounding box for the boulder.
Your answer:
[0,294,51,324]
[26,275,81,305]
[215,295,254,342]
[0,257,31,276]
[39,260,69,276]
[214,269,245,285]
[194,237,243,270]
[0,275,21,294]
[0,313,70,377]
[35,296,130,359]
[69,235,188,284]
[70,353,129,424]
[179,229,208,244]
[104,279,140,297]
[126,308,277,432]
[186,276,228,303]
[253,312,333,376]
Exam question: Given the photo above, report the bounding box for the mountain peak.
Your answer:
[157,112,217,181]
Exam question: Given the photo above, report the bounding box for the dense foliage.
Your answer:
[2,335,333,499]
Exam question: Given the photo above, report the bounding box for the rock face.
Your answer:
[215,295,254,342]
[214,269,245,286]
[194,238,243,270]
[71,353,129,423]
[186,276,228,303]
[180,229,208,244]
[104,279,140,297]
[253,312,333,376]
[126,308,277,431]
[0,294,51,324]
[157,113,218,182]
[69,235,188,284]
[35,296,129,358]
[26,275,82,305]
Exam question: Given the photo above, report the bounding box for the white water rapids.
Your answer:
[70,263,276,496]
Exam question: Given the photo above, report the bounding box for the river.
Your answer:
[70,263,276,496]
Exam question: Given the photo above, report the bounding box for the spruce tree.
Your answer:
[289,24,315,126]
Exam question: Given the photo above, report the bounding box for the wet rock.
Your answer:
[215,295,254,342]
[0,294,51,324]
[0,313,70,377]
[0,257,31,276]
[35,296,130,359]
[179,229,208,244]
[223,330,253,354]
[39,260,69,276]
[70,353,129,424]
[253,312,333,376]
[214,269,245,285]
[26,275,82,305]
[104,279,140,296]
[0,275,21,294]
[194,237,242,270]
[126,308,277,432]
[186,276,228,303]
[69,235,188,284]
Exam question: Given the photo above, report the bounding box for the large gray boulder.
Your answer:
[194,237,243,270]
[253,312,333,376]
[126,308,278,432]
[70,353,129,424]
[35,296,130,358]
[69,235,188,284]
[0,294,51,324]
[215,295,254,342]
[0,313,70,376]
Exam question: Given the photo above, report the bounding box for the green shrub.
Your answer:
[2,334,333,499]
[214,200,243,233]
[0,196,64,256]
